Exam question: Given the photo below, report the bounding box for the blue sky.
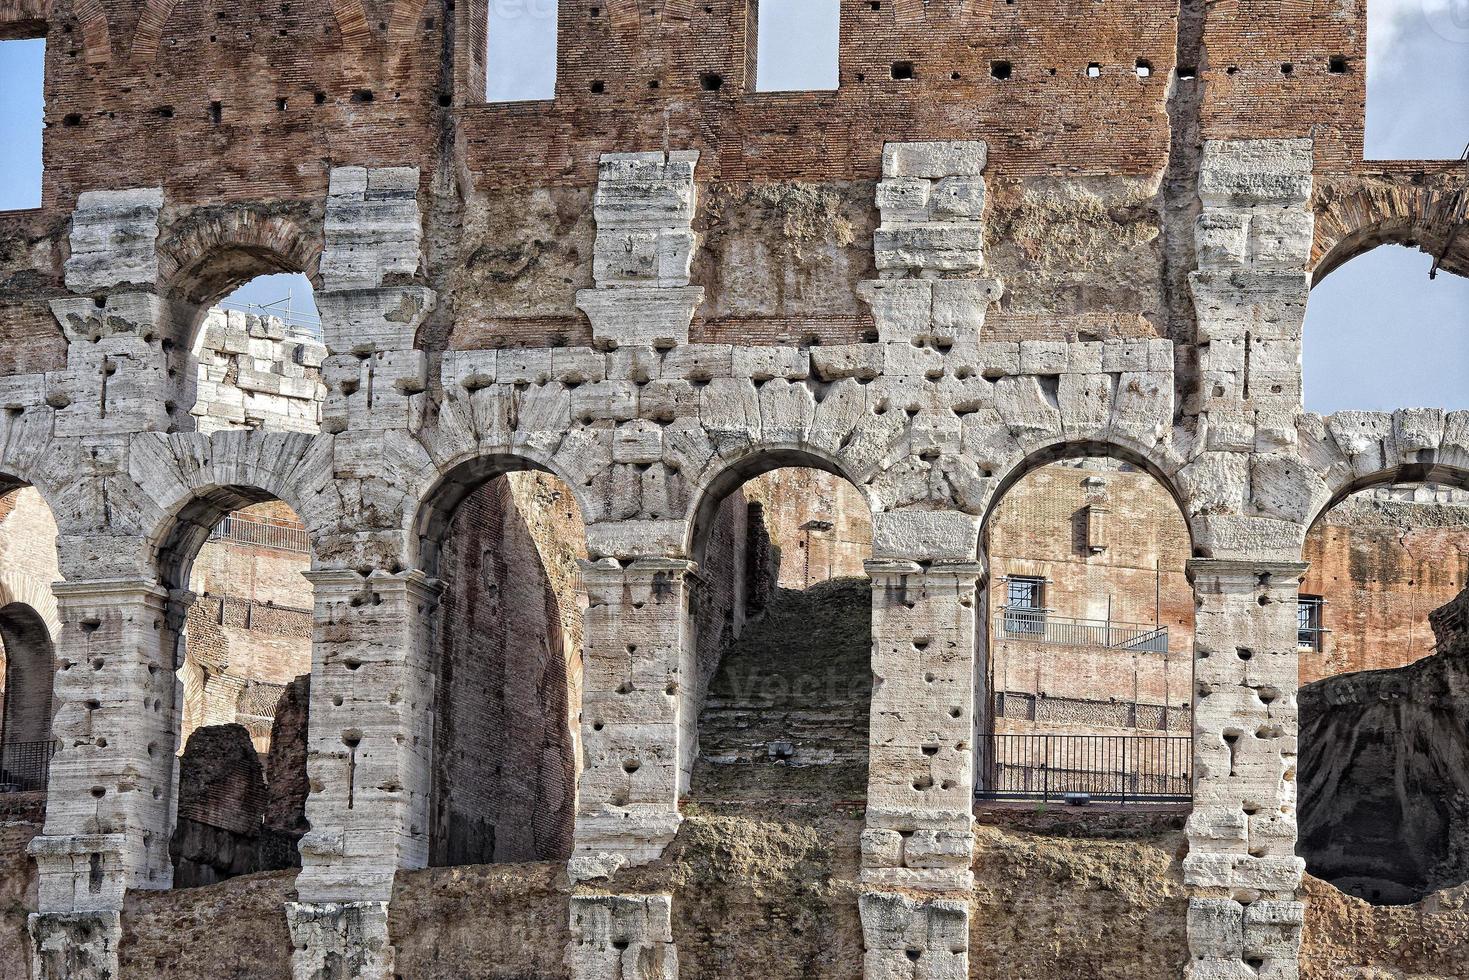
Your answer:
[1,12,1466,412]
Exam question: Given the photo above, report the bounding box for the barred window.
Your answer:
[1298,595,1325,651]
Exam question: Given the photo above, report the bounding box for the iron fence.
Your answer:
[210,515,311,554]
[977,733,1192,804]
[0,739,55,793]
[996,609,1169,652]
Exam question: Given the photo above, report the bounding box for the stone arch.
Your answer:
[1301,409,1469,536]
[684,444,877,566]
[0,602,56,790]
[413,449,594,578]
[981,438,1194,557]
[128,432,333,591]
[1312,178,1469,286]
[975,437,1197,805]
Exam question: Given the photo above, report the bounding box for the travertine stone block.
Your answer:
[1184,559,1307,980]
[28,911,122,980]
[567,894,678,980]
[295,570,440,905]
[31,581,175,910]
[860,892,969,979]
[286,901,395,980]
[864,559,980,895]
[575,558,692,865]
[577,151,704,349]
[860,141,1000,343]
[63,188,164,293]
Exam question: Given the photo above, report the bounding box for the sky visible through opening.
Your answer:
[0,10,1465,410]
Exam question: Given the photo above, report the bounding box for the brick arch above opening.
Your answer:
[158,210,322,310]
[1312,176,1469,286]
[129,0,371,64]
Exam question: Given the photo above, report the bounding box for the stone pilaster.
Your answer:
[46,188,176,435]
[27,578,174,980]
[1189,139,1314,442]
[568,556,692,980]
[576,150,704,349]
[566,894,678,980]
[289,569,440,980]
[857,140,1002,347]
[861,556,982,980]
[572,557,692,866]
[1184,559,1307,980]
[316,166,436,437]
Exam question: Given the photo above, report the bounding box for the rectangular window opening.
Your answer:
[754,0,840,92]
[1366,0,1469,159]
[0,37,45,211]
[1298,595,1325,652]
[487,0,559,102]
[1003,575,1047,637]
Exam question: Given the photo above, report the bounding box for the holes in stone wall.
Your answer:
[891,60,915,80]
[753,0,840,92]
[990,60,1012,80]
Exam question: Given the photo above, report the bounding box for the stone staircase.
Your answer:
[689,577,871,805]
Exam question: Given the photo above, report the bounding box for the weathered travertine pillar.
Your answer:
[857,140,1002,346]
[28,578,174,979]
[576,150,704,349]
[1184,559,1307,980]
[287,569,439,980]
[1189,139,1313,445]
[282,165,440,979]
[860,511,982,979]
[566,555,693,979]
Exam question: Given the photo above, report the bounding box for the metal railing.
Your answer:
[997,609,1169,652]
[209,515,311,554]
[977,733,1192,804]
[216,299,323,343]
[0,739,55,793]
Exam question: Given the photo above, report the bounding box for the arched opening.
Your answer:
[156,487,315,888]
[978,453,1195,806]
[159,227,324,434]
[416,458,588,866]
[1304,244,1469,414]
[0,485,62,795]
[1297,476,1469,905]
[685,459,873,807]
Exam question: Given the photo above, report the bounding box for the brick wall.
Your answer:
[1300,488,1469,683]
[431,474,583,866]
[741,468,871,590]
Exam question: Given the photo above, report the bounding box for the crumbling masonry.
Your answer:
[0,0,1466,977]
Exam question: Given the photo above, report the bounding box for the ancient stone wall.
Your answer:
[190,309,325,435]
[0,0,1465,977]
